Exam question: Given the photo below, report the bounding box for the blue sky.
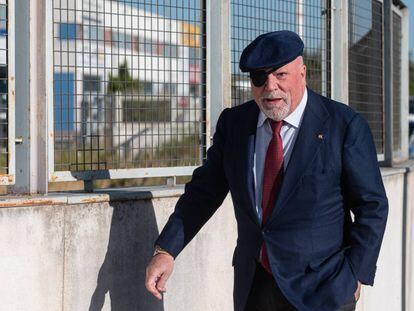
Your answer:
[408,0,414,56]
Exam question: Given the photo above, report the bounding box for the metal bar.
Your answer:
[49,166,199,182]
[401,167,408,311]
[398,6,409,161]
[11,0,49,193]
[84,179,94,192]
[391,10,402,157]
[30,0,48,193]
[46,0,54,185]
[9,0,30,192]
[201,0,208,159]
[5,0,15,185]
[320,0,328,97]
[331,0,349,104]
[399,7,410,309]
[296,0,304,37]
[206,0,230,148]
[383,0,393,166]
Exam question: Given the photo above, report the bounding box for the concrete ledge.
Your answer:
[0,185,185,208]
[1,160,413,208]
[394,159,414,172]
[380,167,407,177]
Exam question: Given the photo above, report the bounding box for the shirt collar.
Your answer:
[257,88,308,129]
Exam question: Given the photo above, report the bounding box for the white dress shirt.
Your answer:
[253,88,308,222]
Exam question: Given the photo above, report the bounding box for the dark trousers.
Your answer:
[244,264,356,311]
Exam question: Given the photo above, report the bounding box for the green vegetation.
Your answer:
[107,61,143,94]
[0,154,7,173]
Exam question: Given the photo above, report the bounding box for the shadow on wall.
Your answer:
[89,199,164,311]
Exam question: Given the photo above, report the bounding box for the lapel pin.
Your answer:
[317,134,324,140]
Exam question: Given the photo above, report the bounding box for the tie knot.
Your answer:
[269,120,283,134]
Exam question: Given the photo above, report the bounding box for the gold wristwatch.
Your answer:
[153,245,173,257]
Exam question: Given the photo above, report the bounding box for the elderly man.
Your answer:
[145,31,388,311]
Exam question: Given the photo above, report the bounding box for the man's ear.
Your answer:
[302,65,307,80]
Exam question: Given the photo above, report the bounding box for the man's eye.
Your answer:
[276,72,287,78]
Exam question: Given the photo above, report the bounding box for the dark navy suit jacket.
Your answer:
[156,89,388,311]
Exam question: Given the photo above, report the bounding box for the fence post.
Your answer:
[206,0,231,149]
[400,6,409,161]
[330,0,348,104]
[383,0,393,166]
[10,0,49,194]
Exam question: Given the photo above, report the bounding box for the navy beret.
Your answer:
[239,30,304,72]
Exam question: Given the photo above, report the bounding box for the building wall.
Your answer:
[0,168,412,311]
[405,168,414,311]
[356,170,405,311]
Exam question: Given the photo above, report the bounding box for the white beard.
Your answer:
[259,98,291,121]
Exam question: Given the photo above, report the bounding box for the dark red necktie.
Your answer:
[261,120,284,274]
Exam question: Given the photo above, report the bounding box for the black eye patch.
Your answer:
[249,68,277,87]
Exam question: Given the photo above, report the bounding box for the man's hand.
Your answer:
[354,281,362,301]
[145,253,174,300]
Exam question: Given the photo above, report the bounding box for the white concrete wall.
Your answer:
[0,205,64,311]
[357,171,405,311]
[405,169,414,311]
[0,195,236,311]
[0,168,412,311]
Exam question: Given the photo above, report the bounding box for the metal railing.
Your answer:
[2,0,410,193]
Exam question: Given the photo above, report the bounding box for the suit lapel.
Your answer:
[267,90,330,225]
[238,102,260,227]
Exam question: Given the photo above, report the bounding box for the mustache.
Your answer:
[261,91,287,100]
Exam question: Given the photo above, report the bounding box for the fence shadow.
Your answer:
[89,199,164,311]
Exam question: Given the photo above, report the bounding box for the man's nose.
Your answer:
[264,73,278,91]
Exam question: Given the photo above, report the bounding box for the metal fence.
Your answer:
[348,0,384,154]
[52,0,206,180]
[230,0,331,107]
[1,0,410,192]
[0,0,8,175]
[393,11,402,152]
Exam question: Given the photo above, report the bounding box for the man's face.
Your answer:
[251,56,306,121]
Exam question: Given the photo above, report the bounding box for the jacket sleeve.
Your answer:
[155,108,231,258]
[342,113,388,285]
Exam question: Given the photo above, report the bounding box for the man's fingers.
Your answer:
[156,271,171,292]
[145,254,174,300]
[145,270,163,300]
[354,281,362,301]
